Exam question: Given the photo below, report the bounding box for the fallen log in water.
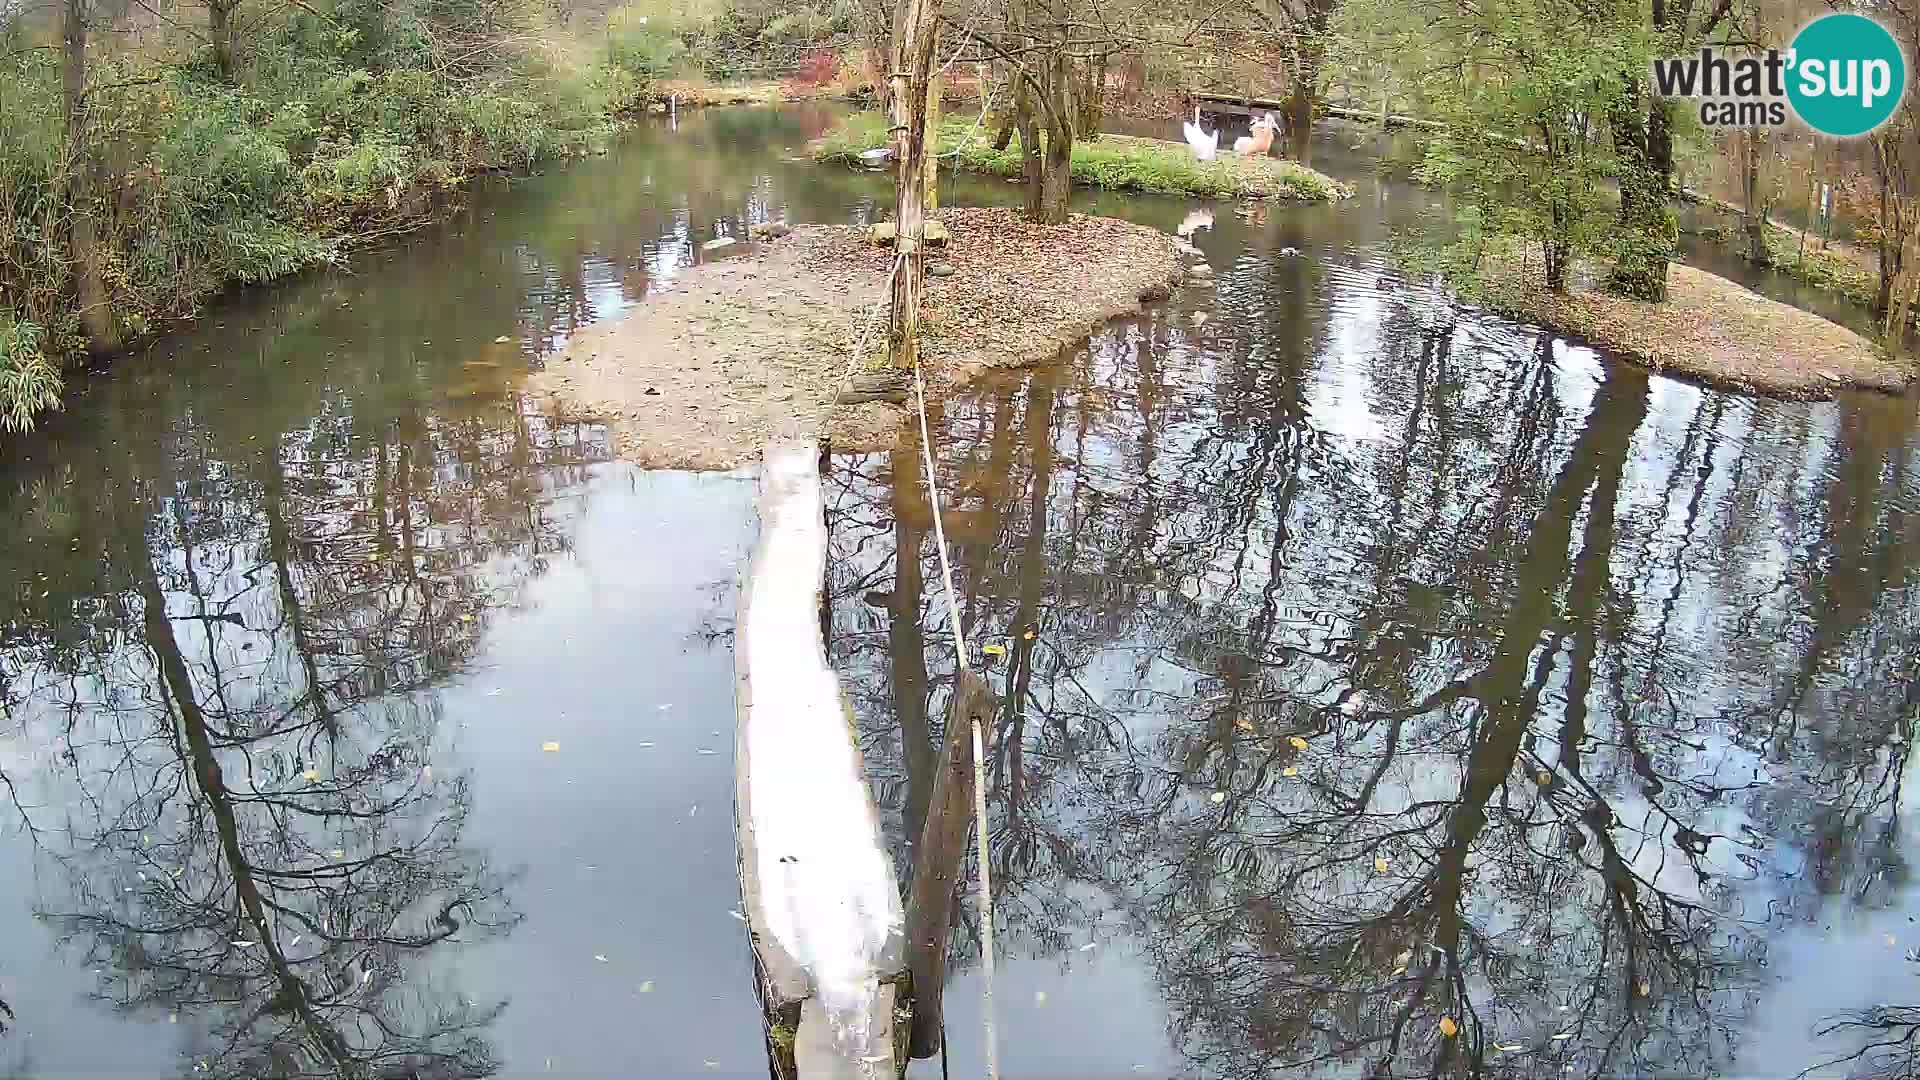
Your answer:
[904,668,995,1059]
[735,439,908,1079]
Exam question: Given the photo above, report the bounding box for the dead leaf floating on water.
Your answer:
[1210,791,1227,804]
[1288,736,1309,750]
[1375,856,1390,872]
[1283,766,1298,777]
[1536,769,1552,786]
[1551,1032,1574,1041]
[543,742,561,753]
[330,849,346,859]
[1638,981,1651,996]
[1495,1042,1524,1052]
[1439,1016,1459,1038]
[594,954,609,963]
[1034,991,1048,1007]
[639,980,655,993]
[982,644,1006,657]
[494,335,511,344]
[303,769,319,782]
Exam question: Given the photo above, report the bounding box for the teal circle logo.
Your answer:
[1788,13,1906,136]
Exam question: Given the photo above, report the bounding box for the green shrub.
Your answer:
[604,7,687,111]
[0,314,58,432]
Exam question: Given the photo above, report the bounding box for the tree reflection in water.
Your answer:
[826,264,1920,1078]
[0,386,604,1078]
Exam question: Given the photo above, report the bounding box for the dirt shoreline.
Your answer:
[1485,256,1913,400]
[525,208,1183,468]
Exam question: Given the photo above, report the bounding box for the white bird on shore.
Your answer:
[1183,106,1219,161]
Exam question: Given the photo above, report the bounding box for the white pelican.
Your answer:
[1183,106,1220,161]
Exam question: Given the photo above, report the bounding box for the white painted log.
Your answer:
[735,440,905,1079]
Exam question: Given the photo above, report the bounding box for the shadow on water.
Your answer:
[0,105,856,1079]
[3,102,1920,1079]
[825,140,1920,1077]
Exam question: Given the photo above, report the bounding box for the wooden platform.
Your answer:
[1189,91,1441,131]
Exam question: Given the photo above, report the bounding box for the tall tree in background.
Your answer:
[1606,0,1741,300]
[1870,0,1920,325]
[62,0,119,354]
[1355,0,1634,292]
[1269,0,1339,163]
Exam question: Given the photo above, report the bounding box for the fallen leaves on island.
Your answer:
[532,208,1183,469]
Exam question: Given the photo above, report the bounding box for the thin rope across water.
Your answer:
[910,359,997,1080]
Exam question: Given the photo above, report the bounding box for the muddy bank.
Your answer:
[526,207,1183,468]
[1486,258,1913,399]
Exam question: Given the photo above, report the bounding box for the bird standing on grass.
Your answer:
[1184,106,1220,161]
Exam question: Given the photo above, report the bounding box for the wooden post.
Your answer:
[886,0,939,369]
[924,27,942,214]
[904,668,995,1059]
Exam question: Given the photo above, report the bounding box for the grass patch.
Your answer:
[811,112,1350,202]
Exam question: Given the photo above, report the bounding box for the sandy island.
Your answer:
[1487,256,1914,399]
[527,207,1183,468]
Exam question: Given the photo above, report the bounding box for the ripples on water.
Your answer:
[0,104,1917,1079]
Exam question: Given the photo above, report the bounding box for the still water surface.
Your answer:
[2,104,1918,1078]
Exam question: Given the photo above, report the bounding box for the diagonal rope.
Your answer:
[837,253,906,390]
[910,359,997,1080]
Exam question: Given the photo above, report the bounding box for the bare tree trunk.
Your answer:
[63,0,119,355]
[1740,130,1770,266]
[885,0,939,368]
[1014,80,1043,220]
[209,0,236,79]
[1032,45,1073,225]
[990,110,1015,151]
[1073,54,1106,140]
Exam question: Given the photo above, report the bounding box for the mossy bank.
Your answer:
[810,112,1350,202]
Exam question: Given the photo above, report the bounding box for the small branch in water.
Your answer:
[1799,1007,1920,1080]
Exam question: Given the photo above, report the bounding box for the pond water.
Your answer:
[1,103,1918,1079]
